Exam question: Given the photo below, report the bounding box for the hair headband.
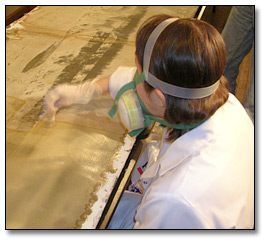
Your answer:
[143,18,220,99]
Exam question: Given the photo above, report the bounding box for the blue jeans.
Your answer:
[107,191,142,229]
[222,6,254,122]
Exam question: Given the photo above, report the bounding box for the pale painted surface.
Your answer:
[6,6,198,229]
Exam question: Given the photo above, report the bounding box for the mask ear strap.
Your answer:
[146,115,204,130]
[134,72,146,85]
[128,114,204,137]
[108,81,136,118]
[135,86,204,132]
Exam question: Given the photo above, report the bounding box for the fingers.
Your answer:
[44,82,97,113]
[44,88,61,113]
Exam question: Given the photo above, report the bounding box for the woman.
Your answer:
[45,15,254,229]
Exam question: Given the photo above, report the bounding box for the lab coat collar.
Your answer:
[140,110,219,181]
[140,158,160,179]
[158,119,216,177]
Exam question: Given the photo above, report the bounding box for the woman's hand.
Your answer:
[44,80,104,113]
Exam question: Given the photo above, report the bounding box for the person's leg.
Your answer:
[244,44,254,123]
[222,6,254,94]
[107,191,142,229]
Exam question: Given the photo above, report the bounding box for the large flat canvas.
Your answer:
[6,6,199,229]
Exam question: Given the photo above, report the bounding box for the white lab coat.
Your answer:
[109,66,254,229]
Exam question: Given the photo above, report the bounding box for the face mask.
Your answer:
[108,72,203,137]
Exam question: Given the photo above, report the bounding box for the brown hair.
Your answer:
[136,15,229,141]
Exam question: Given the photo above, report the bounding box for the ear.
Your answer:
[154,88,166,108]
[135,55,143,74]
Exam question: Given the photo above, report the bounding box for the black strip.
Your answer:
[96,135,141,229]
[194,6,203,19]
